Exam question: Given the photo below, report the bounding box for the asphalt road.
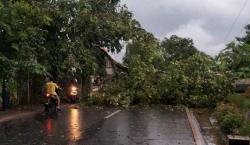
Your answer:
[0,105,195,145]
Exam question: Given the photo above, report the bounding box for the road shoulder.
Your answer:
[186,107,207,145]
[0,106,43,123]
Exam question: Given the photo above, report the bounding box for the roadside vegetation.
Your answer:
[215,93,250,135]
[213,24,250,136]
[91,35,233,107]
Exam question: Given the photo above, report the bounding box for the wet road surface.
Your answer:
[0,105,195,145]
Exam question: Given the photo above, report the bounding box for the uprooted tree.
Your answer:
[91,33,233,107]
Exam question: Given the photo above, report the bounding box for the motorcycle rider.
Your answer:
[46,77,61,110]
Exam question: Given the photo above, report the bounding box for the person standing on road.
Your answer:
[1,80,9,111]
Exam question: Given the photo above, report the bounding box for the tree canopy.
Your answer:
[161,35,199,62]
[0,0,146,105]
[0,0,141,80]
[0,0,236,107]
[217,24,250,78]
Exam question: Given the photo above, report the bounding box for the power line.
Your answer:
[224,0,249,43]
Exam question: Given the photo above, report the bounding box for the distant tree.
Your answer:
[217,24,250,78]
[236,24,250,43]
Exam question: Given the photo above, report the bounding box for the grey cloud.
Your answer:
[120,0,250,56]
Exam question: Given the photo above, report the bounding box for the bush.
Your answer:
[227,93,250,110]
[215,102,244,134]
[219,112,243,134]
[239,120,250,135]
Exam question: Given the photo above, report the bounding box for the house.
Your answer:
[100,47,128,77]
[235,78,250,96]
[90,48,128,94]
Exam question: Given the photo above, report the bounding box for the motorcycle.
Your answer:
[44,93,58,114]
[68,85,79,103]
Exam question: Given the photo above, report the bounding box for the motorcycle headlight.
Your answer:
[71,86,77,91]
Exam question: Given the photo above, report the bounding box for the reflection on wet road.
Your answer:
[0,106,195,145]
[68,108,83,141]
[0,105,115,145]
[46,118,53,135]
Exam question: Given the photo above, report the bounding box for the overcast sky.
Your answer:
[111,0,250,62]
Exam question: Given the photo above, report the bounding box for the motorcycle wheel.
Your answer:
[69,96,79,104]
[48,101,57,115]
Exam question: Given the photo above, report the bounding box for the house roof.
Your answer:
[100,47,129,72]
[235,78,250,84]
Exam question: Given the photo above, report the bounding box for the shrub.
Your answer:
[219,112,243,134]
[215,102,244,134]
[239,120,250,135]
[227,93,250,110]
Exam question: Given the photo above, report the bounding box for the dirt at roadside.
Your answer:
[193,109,226,145]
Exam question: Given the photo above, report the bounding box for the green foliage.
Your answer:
[0,0,139,78]
[88,79,132,108]
[239,120,250,135]
[0,0,142,105]
[0,0,236,108]
[97,30,233,107]
[124,31,162,104]
[226,93,250,110]
[38,0,139,78]
[237,24,250,44]
[0,1,50,78]
[98,33,233,107]
[214,23,250,135]
[217,24,250,78]
[219,112,243,134]
[215,103,244,134]
[159,53,233,107]
[215,94,250,135]
[161,35,198,62]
